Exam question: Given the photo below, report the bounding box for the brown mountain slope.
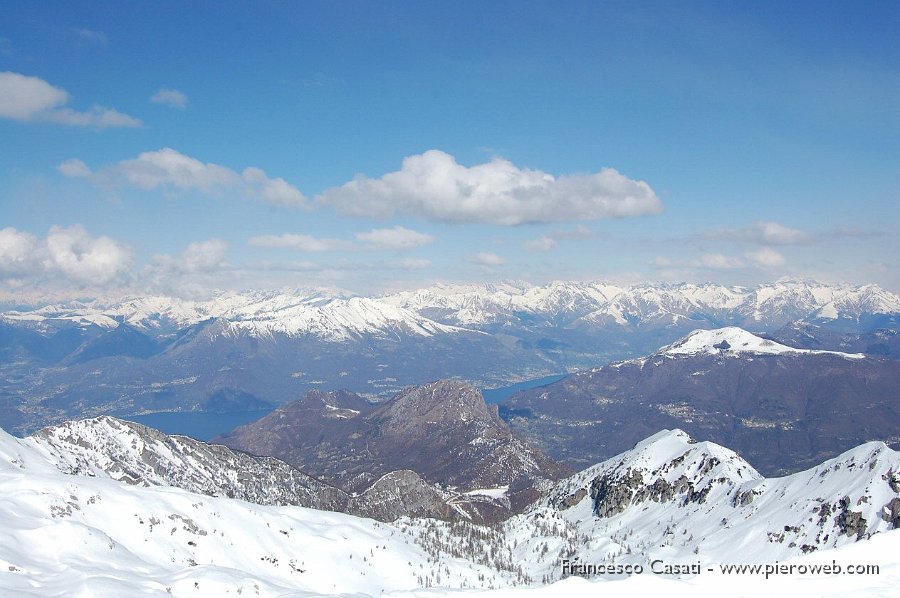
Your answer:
[502,348,900,476]
[217,380,571,513]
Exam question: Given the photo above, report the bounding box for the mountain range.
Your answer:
[1,280,898,434]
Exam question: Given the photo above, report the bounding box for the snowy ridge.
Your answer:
[1,292,471,341]
[659,327,866,359]
[532,429,900,566]
[382,280,900,328]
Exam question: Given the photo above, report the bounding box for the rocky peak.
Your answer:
[386,380,496,426]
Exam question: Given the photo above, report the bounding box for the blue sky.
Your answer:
[1,1,897,298]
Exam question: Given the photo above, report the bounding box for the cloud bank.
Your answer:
[317,150,662,225]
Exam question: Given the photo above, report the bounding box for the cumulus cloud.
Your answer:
[149,239,228,274]
[355,225,435,250]
[249,233,352,252]
[141,239,232,297]
[0,226,133,287]
[0,71,140,127]
[469,252,506,266]
[150,88,188,109]
[61,148,309,208]
[43,225,133,284]
[524,236,558,252]
[0,227,39,274]
[317,150,662,225]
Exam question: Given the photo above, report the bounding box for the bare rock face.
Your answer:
[218,380,571,517]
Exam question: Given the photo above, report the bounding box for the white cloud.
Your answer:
[317,150,662,225]
[45,105,141,128]
[0,226,132,286]
[148,239,228,275]
[0,72,68,120]
[242,167,307,207]
[0,71,140,128]
[179,239,229,272]
[705,221,811,245]
[142,240,231,297]
[0,227,38,274]
[58,158,92,178]
[746,247,786,267]
[652,247,787,272]
[355,226,435,250]
[652,253,744,270]
[469,252,507,266]
[150,88,188,109]
[75,28,108,45]
[394,258,431,271]
[249,234,352,252]
[111,148,240,191]
[696,253,744,270]
[62,148,309,208]
[42,225,132,284]
[524,236,557,252]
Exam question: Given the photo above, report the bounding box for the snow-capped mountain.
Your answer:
[503,327,900,475]
[383,279,900,330]
[529,429,900,564]
[1,280,897,435]
[659,326,864,358]
[3,419,899,597]
[2,292,467,340]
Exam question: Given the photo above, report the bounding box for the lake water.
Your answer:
[480,373,567,405]
[129,409,274,442]
[127,373,569,441]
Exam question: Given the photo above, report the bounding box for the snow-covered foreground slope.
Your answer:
[2,424,900,597]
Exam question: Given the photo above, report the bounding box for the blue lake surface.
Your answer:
[127,373,569,440]
[129,409,274,442]
[480,374,567,405]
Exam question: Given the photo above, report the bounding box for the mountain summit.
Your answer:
[660,326,864,358]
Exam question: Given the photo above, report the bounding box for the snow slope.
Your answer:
[532,429,900,566]
[660,326,865,359]
[2,423,899,597]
